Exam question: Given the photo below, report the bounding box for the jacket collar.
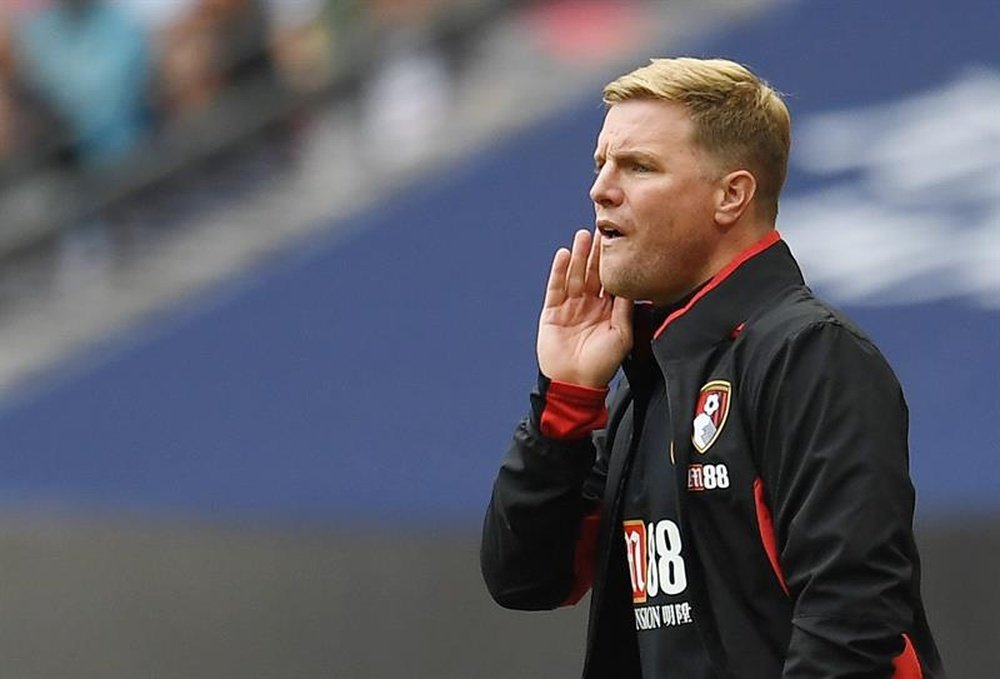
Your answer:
[649,230,804,358]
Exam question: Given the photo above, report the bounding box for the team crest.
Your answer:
[691,380,731,453]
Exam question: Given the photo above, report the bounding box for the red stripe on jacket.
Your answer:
[893,634,923,678]
[753,477,789,595]
[539,380,608,440]
[562,509,601,605]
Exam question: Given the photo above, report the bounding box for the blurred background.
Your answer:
[0,0,995,676]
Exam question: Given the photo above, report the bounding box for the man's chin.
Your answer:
[598,274,634,301]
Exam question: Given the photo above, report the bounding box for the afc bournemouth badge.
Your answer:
[691,380,731,453]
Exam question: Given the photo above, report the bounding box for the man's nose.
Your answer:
[590,166,623,206]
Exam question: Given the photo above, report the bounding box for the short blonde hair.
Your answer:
[603,57,791,218]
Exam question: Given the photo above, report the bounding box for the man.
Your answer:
[480,58,945,678]
[16,0,152,166]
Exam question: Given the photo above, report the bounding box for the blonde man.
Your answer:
[482,58,944,678]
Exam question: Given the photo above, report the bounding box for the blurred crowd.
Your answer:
[0,0,471,177]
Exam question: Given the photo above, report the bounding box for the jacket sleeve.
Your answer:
[480,373,613,610]
[752,321,922,677]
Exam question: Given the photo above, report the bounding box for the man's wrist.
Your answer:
[529,373,609,440]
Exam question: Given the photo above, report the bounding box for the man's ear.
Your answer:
[715,170,757,226]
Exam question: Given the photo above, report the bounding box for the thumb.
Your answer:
[610,295,634,348]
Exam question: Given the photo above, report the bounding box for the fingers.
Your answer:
[544,229,601,309]
[565,229,590,298]
[543,247,571,308]
[586,227,603,296]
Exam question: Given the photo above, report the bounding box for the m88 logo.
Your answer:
[623,519,688,603]
[687,463,730,492]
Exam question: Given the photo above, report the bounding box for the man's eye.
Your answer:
[633,162,651,173]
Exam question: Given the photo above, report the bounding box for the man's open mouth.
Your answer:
[598,223,623,239]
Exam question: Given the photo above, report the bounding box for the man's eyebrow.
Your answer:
[616,149,659,162]
[594,149,659,165]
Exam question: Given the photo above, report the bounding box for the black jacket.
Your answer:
[481,232,944,678]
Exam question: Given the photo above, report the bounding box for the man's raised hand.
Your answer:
[537,229,633,389]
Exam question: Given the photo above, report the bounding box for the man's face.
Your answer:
[591,99,721,306]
